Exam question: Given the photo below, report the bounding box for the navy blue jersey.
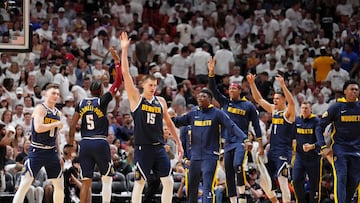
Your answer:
[209,77,262,144]
[316,98,360,156]
[75,92,113,138]
[132,96,165,145]
[31,104,60,147]
[294,114,320,158]
[180,125,192,160]
[173,106,247,160]
[269,110,294,158]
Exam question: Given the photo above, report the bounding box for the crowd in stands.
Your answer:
[0,0,360,202]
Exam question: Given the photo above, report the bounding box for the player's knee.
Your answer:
[160,176,174,188]
[136,178,146,186]
[51,177,64,191]
[21,171,35,185]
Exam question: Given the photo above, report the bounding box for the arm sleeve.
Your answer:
[315,104,337,149]
[172,112,191,128]
[179,127,188,159]
[250,105,262,140]
[100,92,113,110]
[208,76,227,106]
[313,117,321,152]
[219,110,248,142]
[109,62,123,94]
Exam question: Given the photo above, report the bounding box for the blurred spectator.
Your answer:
[256,54,270,74]
[245,167,265,202]
[172,83,187,116]
[339,43,358,77]
[111,144,132,175]
[160,86,173,108]
[32,86,44,106]
[62,1,76,22]
[70,12,87,32]
[53,65,71,102]
[90,30,108,62]
[192,43,211,85]
[134,32,153,74]
[263,11,280,45]
[192,18,215,44]
[13,86,24,105]
[111,0,125,19]
[320,174,334,203]
[163,125,177,160]
[235,15,251,40]
[0,122,11,191]
[14,167,47,203]
[214,40,235,83]
[166,34,184,56]
[301,62,315,83]
[214,156,226,203]
[22,111,32,139]
[11,125,25,157]
[312,93,329,117]
[229,66,243,85]
[13,139,30,174]
[31,1,47,20]
[168,46,191,84]
[75,58,92,87]
[57,7,70,33]
[326,61,350,92]
[0,53,11,71]
[119,113,134,144]
[158,65,177,91]
[35,20,52,41]
[285,2,302,33]
[34,59,53,89]
[63,156,82,203]
[255,72,272,102]
[312,47,335,85]
[120,4,134,26]
[1,109,13,126]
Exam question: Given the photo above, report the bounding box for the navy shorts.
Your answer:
[79,138,113,178]
[25,146,62,179]
[134,144,171,180]
[267,153,291,179]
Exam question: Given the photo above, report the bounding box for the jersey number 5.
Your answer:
[146,113,156,124]
[86,114,95,130]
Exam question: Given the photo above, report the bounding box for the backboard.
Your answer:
[0,0,32,52]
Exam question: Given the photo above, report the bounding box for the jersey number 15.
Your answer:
[147,113,156,124]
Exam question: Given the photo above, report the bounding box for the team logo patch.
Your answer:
[134,170,141,180]
[282,168,288,177]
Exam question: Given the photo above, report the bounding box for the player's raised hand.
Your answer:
[109,47,120,63]
[246,73,256,84]
[275,74,285,87]
[120,32,131,50]
[207,57,215,76]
